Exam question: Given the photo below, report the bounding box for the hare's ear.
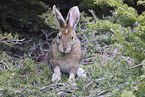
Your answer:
[53,5,65,28]
[66,6,80,29]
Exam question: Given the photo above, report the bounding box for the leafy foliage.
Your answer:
[41,8,57,29]
[0,32,25,52]
[137,0,145,6]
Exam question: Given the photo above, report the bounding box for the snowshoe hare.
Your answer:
[49,5,86,82]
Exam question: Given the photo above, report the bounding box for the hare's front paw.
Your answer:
[68,72,75,82]
[51,66,61,82]
[51,72,61,82]
[68,72,77,86]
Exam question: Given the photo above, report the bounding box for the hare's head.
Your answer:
[53,5,80,53]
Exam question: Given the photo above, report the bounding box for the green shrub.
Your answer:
[94,0,145,63]
[0,52,51,96]
[0,32,25,52]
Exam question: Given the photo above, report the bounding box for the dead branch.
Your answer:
[88,9,97,20]
[130,64,142,69]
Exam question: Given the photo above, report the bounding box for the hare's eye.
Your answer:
[71,36,74,40]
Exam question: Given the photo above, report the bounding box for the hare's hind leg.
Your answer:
[77,68,87,78]
[52,66,61,82]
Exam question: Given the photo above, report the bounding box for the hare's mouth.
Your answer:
[64,50,71,54]
[59,47,71,54]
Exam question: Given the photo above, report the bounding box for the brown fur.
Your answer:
[49,26,82,74]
